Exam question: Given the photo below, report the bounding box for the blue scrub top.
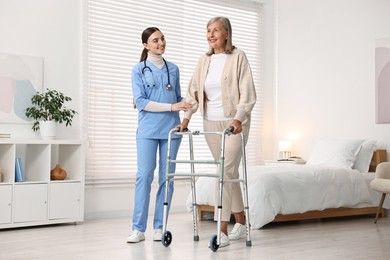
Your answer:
[132,59,183,139]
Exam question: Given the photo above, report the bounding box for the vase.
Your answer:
[39,120,57,139]
[51,164,67,180]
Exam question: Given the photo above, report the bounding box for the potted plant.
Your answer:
[25,88,77,139]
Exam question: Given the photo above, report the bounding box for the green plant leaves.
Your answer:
[25,88,77,131]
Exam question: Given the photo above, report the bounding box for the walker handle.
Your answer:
[170,127,180,133]
[225,126,234,135]
[171,127,189,133]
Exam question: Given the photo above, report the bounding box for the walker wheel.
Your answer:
[162,230,172,247]
[209,234,219,252]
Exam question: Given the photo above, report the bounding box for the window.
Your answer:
[84,0,264,182]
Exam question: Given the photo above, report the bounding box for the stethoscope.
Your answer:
[142,58,172,91]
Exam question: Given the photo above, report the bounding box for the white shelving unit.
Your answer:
[0,139,85,229]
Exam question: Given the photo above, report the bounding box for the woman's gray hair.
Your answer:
[206,16,235,56]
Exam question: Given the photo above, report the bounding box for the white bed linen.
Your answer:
[185,164,389,229]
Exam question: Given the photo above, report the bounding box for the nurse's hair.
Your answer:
[140,27,161,61]
[206,16,235,56]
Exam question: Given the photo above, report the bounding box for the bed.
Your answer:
[185,139,389,229]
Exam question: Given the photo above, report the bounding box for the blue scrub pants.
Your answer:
[132,137,181,232]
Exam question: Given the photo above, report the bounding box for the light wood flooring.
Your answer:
[1,212,390,260]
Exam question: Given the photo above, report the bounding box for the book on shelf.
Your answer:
[15,158,26,182]
[0,133,11,139]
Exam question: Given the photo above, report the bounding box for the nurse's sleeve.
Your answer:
[132,68,150,111]
[144,101,171,112]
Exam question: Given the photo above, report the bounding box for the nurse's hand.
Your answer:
[171,101,192,111]
[178,118,190,132]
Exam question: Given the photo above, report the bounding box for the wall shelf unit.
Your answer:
[0,139,85,229]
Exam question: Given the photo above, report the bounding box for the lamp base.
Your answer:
[279,151,291,160]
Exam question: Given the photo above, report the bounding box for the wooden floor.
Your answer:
[1,213,390,260]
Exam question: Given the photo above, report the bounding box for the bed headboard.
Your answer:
[369,149,388,172]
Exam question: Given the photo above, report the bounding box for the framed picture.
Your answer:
[375,38,390,124]
[0,53,43,124]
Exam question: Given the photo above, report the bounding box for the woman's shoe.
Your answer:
[228,223,246,240]
[219,232,230,247]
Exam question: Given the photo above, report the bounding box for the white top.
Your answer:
[147,52,164,69]
[204,53,232,121]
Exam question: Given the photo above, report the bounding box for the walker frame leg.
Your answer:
[240,133,252,246]
[161,127,252,251]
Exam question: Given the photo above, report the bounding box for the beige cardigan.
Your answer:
[184,48,256,123]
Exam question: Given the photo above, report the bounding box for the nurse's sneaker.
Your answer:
[153,229,163,241]
[127,230,145,243]
[228,223,246,240]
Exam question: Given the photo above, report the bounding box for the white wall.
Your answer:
[275,0,390,159]
[84,182,192,219]
[261,0,278,159]
[0,0,81,139]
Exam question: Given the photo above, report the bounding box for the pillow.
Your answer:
[352,140,377,172]
[306,139,364,168]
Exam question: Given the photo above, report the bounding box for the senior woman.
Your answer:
[179,16,256,247]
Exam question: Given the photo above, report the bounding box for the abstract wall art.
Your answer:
[0,53,43,124]
[375,38,390,124]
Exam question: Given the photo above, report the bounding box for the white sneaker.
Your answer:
[127,230,145,243]
[228,223,246,240]
[153,229,163,241]
[219,232,230,247]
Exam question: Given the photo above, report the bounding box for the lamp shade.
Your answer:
[279,140,292,151]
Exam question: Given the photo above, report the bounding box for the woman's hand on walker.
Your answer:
[171,101,192,111]
[231,119,242,134]
[177,118,190,132]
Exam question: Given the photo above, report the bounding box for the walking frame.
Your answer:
[161,127,252,252]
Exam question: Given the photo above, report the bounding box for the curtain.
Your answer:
[84,0,264,182]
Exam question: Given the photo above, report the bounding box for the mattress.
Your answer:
[186,164,390,229]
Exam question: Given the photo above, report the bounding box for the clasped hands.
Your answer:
[171,101,193,112]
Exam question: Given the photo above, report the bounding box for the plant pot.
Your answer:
[39,120,57,139]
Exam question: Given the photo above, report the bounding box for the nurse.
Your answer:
[127,27,192,243]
